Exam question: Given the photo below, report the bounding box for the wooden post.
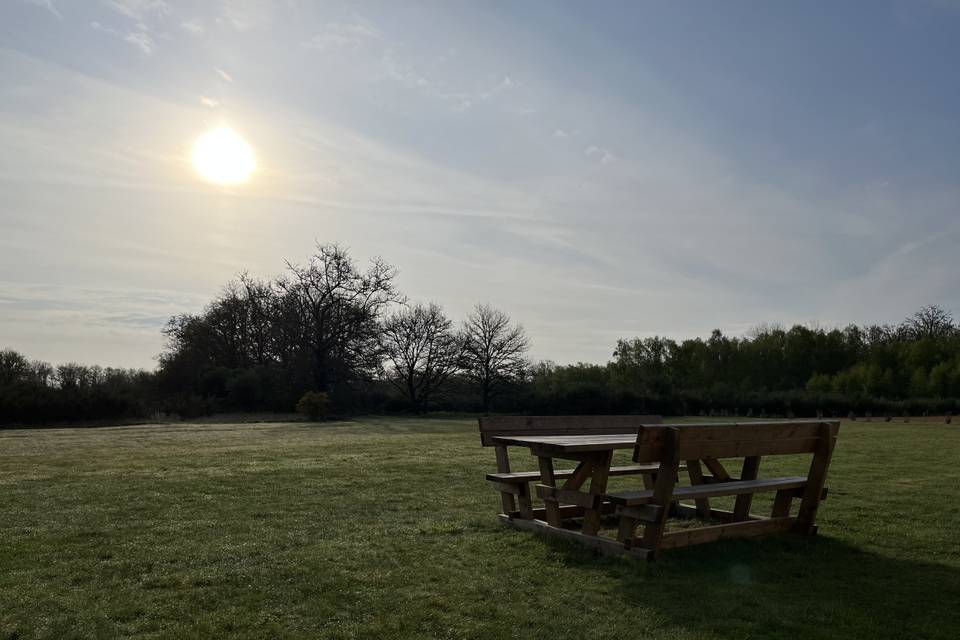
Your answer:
[794,422,836,534]
[641,428,680,555]
[516,482,534,519]
[732,456,761,521]
[685,459,711,518]
[582,450,613,536]
[538,455,561,526]
[771,489,793,518]
[494,445,516,515]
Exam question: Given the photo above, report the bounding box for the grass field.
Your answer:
[2,417,959,639]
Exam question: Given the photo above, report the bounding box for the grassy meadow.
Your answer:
[2,417,959,639]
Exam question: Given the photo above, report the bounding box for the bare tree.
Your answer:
[462,303,530,414]
[380,303,463,413]
[904,305,956,340]
[277,243,401,392]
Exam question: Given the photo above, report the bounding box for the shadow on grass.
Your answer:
[537,532,960,639]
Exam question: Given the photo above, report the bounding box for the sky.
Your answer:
[1,0,960,369]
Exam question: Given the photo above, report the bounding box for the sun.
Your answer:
[191,125,256,185]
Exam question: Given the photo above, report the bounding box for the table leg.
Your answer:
[537,455,561,526]
[582,450,613,536]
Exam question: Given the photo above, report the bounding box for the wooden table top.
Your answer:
[490,433,637,454]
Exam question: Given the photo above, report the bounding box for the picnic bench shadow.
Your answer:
[532,533,960,639]
[480,416,838,560]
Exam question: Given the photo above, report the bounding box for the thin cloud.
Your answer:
[302,18,380,52]
[180,17,204,36]
[124,30,155,55]
[19,0,61,19]
[102,0,171,20]
[585,145,617,164]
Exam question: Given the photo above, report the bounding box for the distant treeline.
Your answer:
[3,244,960,426]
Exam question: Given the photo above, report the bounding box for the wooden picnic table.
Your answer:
[491,433,642,539]
[490,420,838,559]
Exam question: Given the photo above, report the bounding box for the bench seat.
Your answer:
[487,463,678,484]
[607,476,808,506]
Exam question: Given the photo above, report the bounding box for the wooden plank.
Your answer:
[488,480,522,495]
[560,460,594,492]
[771,488,793,518]
[516,482,534,519]
[607,476,808,506]
[657,516,796,549]
[685,459,711,518]
[636,421,829,444]
[479,415,662,445]
[702,457,732,482]
[499,515,651,560]
[617,504,663,524]
[487,463,662,483]
[795,422,838,534]
[634,436,831,462]
[673,503,762,522]
[507,503,617,520]
[537,455,561,527]
[497,435,638,454]
[535,485,602,510]
[640,427,679,553]
[732,456,762,521]
[494,445,515,514]
[582,450,613,536]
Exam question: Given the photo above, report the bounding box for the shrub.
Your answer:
[296,391,331,421]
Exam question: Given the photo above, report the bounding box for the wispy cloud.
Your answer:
[585,145,617,164]
[180,17,204,36]
[301,18,380,52]
[19,0,61,20]
[124,30,155,55]
[102,0,170,20]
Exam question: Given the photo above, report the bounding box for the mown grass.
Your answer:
[2,417,959,639]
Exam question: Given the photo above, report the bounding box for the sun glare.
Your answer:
[191,125,256,185]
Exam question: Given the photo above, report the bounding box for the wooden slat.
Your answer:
[634,436,832,462]
[494,444,515,514]
[685,459,711,518]
[498,514,652,560]
[489,481,522,495]
[582,450,613,536]
[673,503,762,522]
[795,421,838,533]
[537,455,561,527]
[657,516,797,549]
[617,504,664,524]
[636,421,832,444]
[487,463,663,483]
[607,476,808,506]
[506,503,616,520]
[640,427,679,551]
[732,456,762,521]
[494,434,637,453]
[536,485,602,510]
[479,415,662,446]
[702,457,732,482]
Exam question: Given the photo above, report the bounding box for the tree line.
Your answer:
[3,243,960,426]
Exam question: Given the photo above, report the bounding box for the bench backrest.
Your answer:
[479,415,663,447]
[632,420,840,463]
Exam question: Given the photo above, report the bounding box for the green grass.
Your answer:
[2,417,959,639]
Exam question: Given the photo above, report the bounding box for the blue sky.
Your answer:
[1,0,959,368]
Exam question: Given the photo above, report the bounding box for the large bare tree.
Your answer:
[380,303,463,413]
[462,303,529,413]
[278,243,401,393]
